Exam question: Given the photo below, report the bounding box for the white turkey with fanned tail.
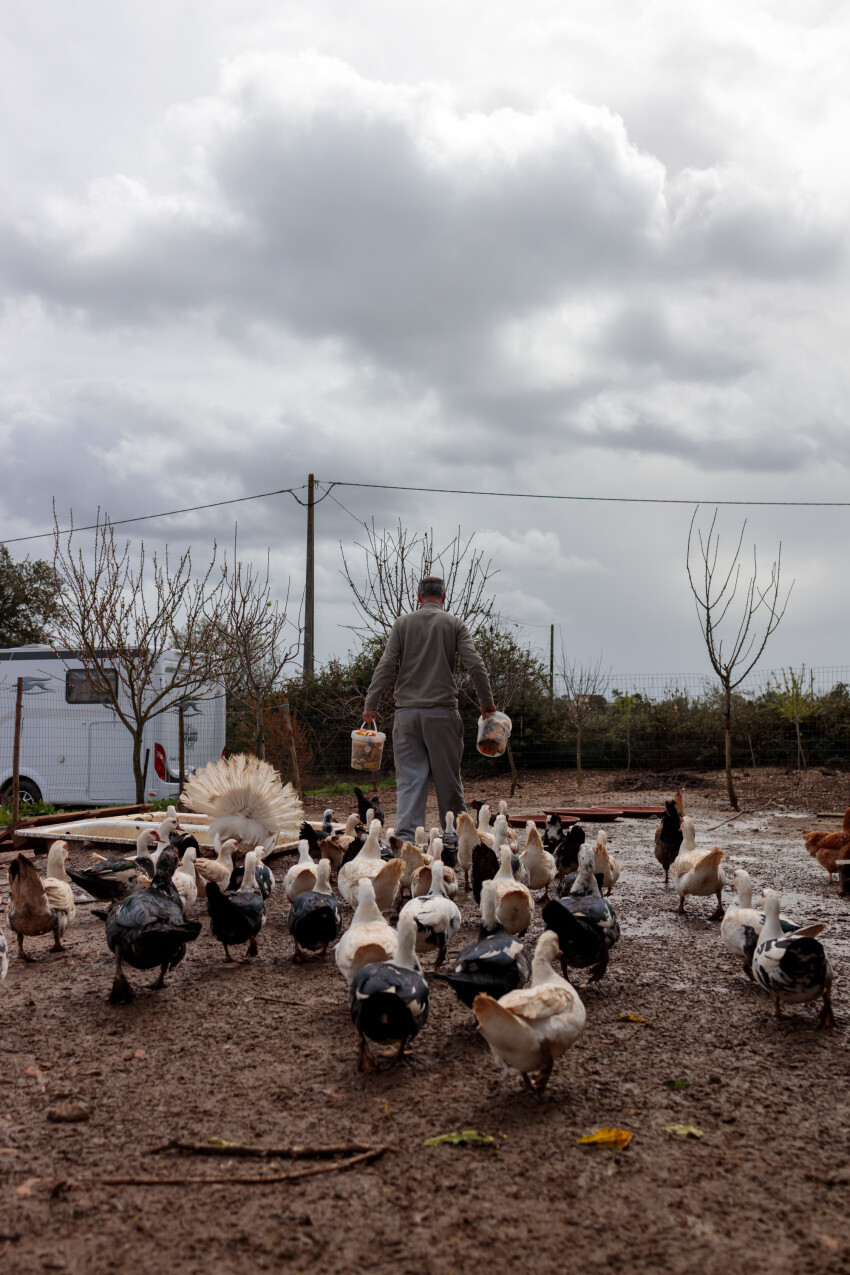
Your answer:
[181,754,302,853]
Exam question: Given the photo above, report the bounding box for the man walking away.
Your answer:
[363,576,496,843]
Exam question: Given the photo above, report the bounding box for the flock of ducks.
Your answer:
[0,764,841,1095]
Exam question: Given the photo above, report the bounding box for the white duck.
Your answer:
[493,846,533,935]
[593,830,620,896]
[681,816,697,851]
[411,838,459,899]
[522,822,556,894]
[721,869,798,978]
[338,821,404,911]
[752,889,834,1027]
[172,847,198,912]
[284,840,318,903]
[193,836,238,894]
[335,878,399,984]
[0,889,7,985]
[473,929,586,1094]
[398,860,461,967]
[670,843,726,919]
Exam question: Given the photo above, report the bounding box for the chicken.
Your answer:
[593,830,620,896]
[456,812,480,893]
[522,822,556,895]
[335,878,398,984]
[182,754,302,853]
[473,930,586,1095]
[101,850,202,1002]
[654,799,683,885]
[8,842,76,959]
[353,785,384,825]
[803,809,850,883]
[670,845,726,919]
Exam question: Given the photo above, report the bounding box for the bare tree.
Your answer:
[341,521,497,638]
[557,650,611,787]
[52,509,226,803]
[771,665,818,779]
[209,535,304,792]
[687,508,792,809]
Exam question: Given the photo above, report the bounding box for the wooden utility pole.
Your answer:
[178,704,186,791]
[549,624,555,701]
[282,697,302,799]
[303,473,315,676]
[11,677,22,825]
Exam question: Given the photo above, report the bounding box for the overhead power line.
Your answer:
[2,475,848,546]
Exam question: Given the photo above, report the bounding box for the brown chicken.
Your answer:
[804,809,850,883]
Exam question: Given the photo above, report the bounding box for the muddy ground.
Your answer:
[2,768,850,1275]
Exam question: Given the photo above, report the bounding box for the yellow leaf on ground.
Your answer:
[663,1124,703,1138]
[616,1014,645,1023]
[577,1127,633,1150]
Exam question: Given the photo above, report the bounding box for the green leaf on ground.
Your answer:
[208,1137,241,1147]
[666,1077,691,1090]
[424,1129,496,1148]
[663,1124,703,1138]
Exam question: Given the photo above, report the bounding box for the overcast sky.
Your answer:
[2,1,849,685]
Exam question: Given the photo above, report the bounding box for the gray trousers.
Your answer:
[392,707,467,842]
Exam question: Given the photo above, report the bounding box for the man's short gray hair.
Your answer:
[419,576,446,600]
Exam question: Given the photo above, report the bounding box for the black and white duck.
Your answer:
[542,847,620,983]
[752,888,834,1027]
[721,869,798,978]
[100,849,201,1003]
[434,879,530,1008]
[348,912,429,1070]
[398,860,461,968]
[206,850,266,961]
[288,859,342,961]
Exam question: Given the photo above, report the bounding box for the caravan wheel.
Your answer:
[0,778,42,808]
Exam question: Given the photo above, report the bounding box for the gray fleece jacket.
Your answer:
[364,604,494,712]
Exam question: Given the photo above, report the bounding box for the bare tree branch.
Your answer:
[686,506,793,808]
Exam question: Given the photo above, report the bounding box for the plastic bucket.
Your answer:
[476,711,512,758]
[351,725,386,772]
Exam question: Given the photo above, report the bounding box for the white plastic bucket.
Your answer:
[476,711,512,758]
[351,724,386,771]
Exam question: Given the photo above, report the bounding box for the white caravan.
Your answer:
[0,645,225,808]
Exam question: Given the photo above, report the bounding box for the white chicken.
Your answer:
[172,848,199,912]
[593,830,620,896]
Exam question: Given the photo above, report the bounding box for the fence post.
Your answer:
[11,676,23,827]
[178,704,186,791]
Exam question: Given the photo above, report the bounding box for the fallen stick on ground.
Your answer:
[67,1146,388,1187]
[705,810,750,832]
[148,1139,383,1160]
[252,994,339,1009]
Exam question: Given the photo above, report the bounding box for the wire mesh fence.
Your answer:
[0,656,226,814]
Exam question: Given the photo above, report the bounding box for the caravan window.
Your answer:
[65,668,118,704]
